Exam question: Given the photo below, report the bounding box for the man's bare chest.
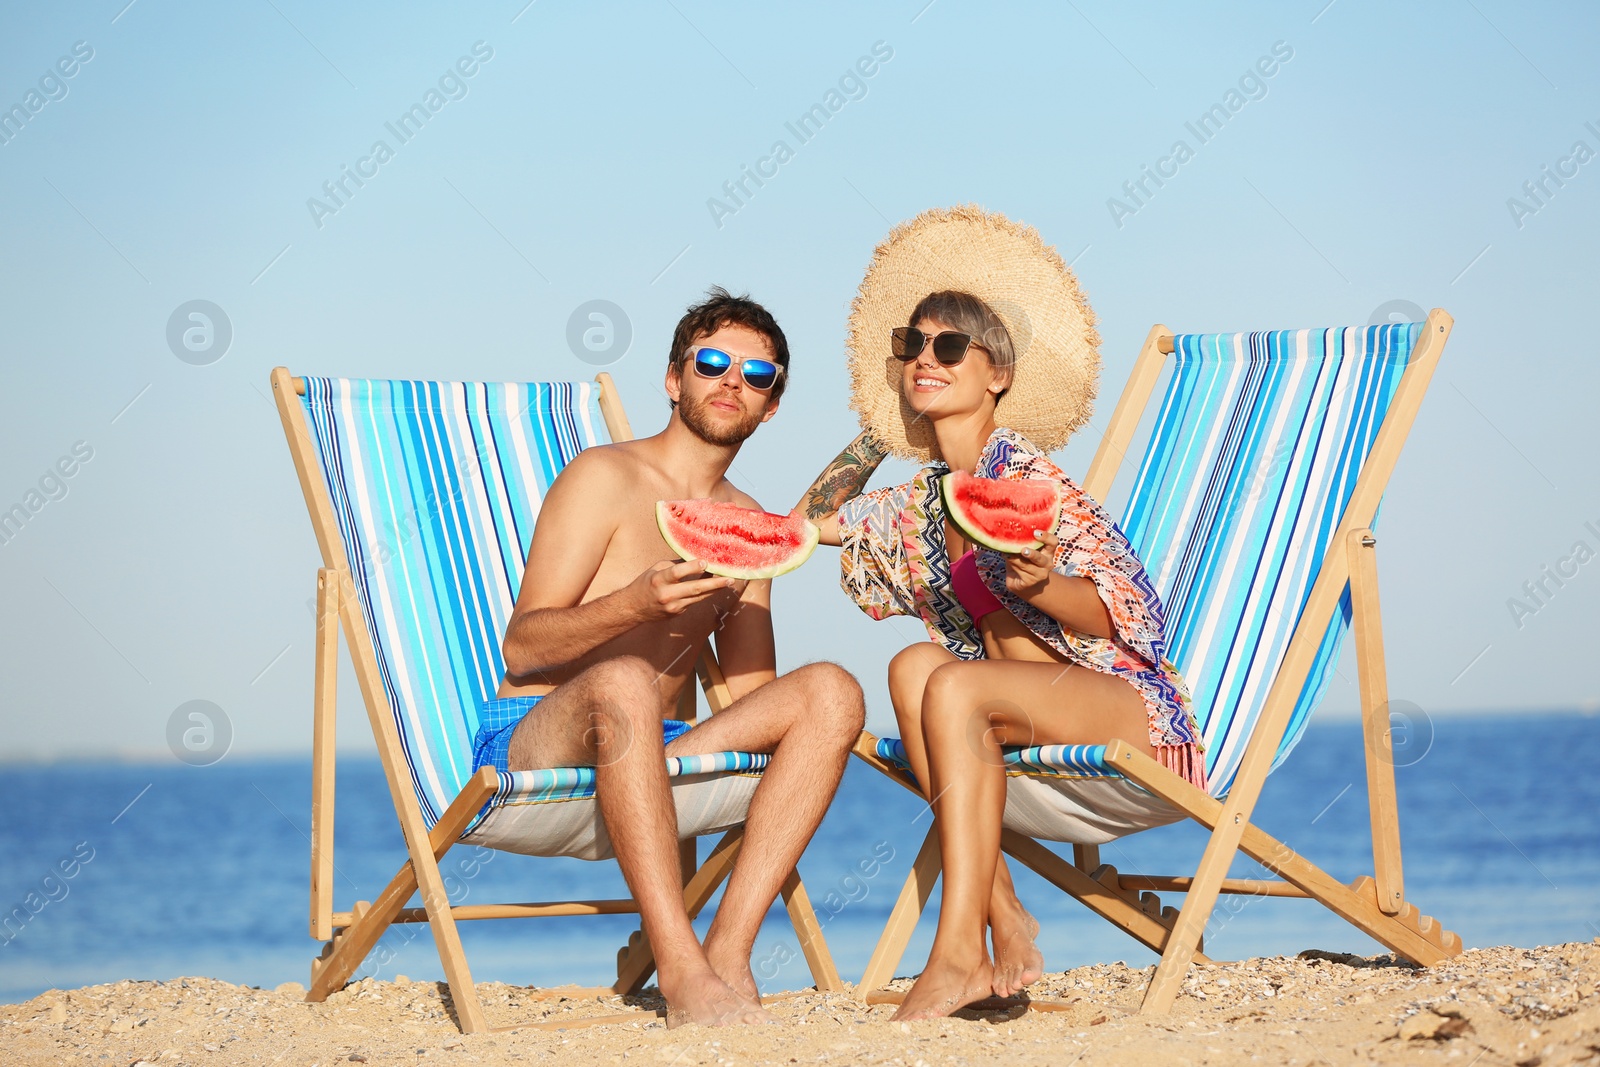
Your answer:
[582,499,682,602]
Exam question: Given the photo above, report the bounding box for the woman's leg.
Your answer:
[886,642,954,800]
[987,859,1042,998]
[888,645,1042,996]
[892,659,1153,1020]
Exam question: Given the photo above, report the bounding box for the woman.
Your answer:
[805,207,1204,1021]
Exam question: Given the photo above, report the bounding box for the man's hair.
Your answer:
[668,287,790,405]
[908,290,1015,398]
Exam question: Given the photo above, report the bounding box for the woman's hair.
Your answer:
[908,290,1014,397]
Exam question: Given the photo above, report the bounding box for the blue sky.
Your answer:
[1,0,1596,759]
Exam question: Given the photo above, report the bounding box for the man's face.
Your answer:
[666,323,782,446]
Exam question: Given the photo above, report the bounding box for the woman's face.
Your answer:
[899,316,1007,422]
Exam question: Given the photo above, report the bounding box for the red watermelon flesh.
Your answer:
[655,499,820,579]
[940,471,1063,553]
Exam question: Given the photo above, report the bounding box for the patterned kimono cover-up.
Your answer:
[837,427,1207,790]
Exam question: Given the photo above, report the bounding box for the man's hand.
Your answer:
[630,559,737,620]
[1003,528,1059,600]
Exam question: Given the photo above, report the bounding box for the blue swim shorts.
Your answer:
[471,695,694,775]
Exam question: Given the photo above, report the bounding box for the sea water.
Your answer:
[1,711,1596,1004]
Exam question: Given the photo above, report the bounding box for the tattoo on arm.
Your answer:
[798,430,889,520]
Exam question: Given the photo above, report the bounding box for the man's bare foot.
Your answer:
[988,906,1043,998]
[661,969,777,1029]
[890,956,994,1022]
[706,953,760,1004]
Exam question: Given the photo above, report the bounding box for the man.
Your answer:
[479,288,865,1027]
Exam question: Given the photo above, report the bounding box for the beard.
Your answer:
[677,391,764,446]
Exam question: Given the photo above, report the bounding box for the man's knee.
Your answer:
[578,657,662,737]
[795,662,865,731]
[580,655,658,700]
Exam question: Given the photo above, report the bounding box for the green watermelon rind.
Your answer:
[939,472,1063,554]
[655,500,821,580]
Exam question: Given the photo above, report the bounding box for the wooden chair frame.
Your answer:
[270,367,842,1033]
[851,311,1462,1012]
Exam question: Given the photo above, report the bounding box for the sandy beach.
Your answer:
[5,942,1598,1066]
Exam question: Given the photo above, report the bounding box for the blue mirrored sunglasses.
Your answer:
[689,347,780,391]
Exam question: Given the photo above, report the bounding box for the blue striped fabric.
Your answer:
[1122,324,1419,797]
[298,378,762,829]
[491,751,772,807]
[875,736,1116,779]
[1006,745,1117,776]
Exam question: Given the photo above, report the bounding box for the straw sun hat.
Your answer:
[846,204,1101,462]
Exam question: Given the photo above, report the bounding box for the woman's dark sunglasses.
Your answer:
[688,347,781,391]
[890,326,987,367]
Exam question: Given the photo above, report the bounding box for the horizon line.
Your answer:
[3,704,1596,767]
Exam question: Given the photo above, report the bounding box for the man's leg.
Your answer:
[663,661,865,998]
[504,656,774,1027]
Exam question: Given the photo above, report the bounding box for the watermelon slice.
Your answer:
[655,499,820,580]
[940,471,1063,553]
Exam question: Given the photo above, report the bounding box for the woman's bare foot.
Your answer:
[891,955,995,1021]
[988,906,1043,998]
[661,969,776,1028]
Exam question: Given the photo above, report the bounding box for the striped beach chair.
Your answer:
[853,310,1462,1012]
[269,368,841,1033]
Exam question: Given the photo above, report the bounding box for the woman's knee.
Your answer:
[922,661,978,707]
[921,661,1019,740]
[918,662,970,730]
[888,644,948,724]
[888,643,948,689]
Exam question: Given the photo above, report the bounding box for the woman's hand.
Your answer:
[998,528,1118,640]
[1003,528,1059,600]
